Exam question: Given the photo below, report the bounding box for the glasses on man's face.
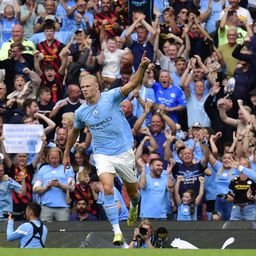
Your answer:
[181,11,188,14]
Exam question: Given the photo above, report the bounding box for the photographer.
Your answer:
[129,219,155,248]
[7,202,47,248]
[154,227,169,248]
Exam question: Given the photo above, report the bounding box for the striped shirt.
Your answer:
[38,39,65,73]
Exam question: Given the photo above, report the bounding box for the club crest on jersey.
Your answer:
[92,109,98,116]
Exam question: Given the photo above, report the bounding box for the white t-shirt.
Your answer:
[102,47,125,78]
[219,7,253,25]
[159,55,176,74]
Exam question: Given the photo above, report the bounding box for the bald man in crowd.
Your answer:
[0,24,36,60]
[121,100,137,135]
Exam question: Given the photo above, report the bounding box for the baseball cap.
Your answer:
[75,28,84,34]
[45,15,56,22]
[192,122,202,129]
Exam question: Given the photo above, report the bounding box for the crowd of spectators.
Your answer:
[0,0,256,228]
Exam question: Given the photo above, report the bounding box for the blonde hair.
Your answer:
[46,147,63,165]
[217,152,233,177]
[243,105,252,114]
[239,157,251,168]
[62,112,75,126]
[77,170,89,182]
[79,74,98,84]
[139,219,154,235]
[14,153,28,165]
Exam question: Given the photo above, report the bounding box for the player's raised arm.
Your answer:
[120,52,150,97]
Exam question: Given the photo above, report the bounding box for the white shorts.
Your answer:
[93,149,137,183]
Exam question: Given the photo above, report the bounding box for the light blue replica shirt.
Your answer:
[170,71,182,88]
[139,173,169,219]
[0,17,17,48]
[143,166,173,215]
[0,178,21,217]
[154,0,170,22]
[200,0,223,34]
[7,219,47,248]
[74,88,134,155]
[36,164,74,207]
[177,203,198,221]
[56,0,75,32]
[204,163,217,201]
[212,161,240,195]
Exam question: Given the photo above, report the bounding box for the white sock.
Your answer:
[113,224,122,234]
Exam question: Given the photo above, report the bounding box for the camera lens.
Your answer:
[139,227,148,236]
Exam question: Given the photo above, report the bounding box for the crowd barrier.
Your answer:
[0,221,255,248]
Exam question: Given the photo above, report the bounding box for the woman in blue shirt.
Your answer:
[209,152,240,220]
[33,147,75,221]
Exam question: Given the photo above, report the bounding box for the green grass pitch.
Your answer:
[0,249,256,256]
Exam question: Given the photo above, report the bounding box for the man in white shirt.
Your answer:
[219,0,253,28]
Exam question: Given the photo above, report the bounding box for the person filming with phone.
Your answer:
[33,147,75,221]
